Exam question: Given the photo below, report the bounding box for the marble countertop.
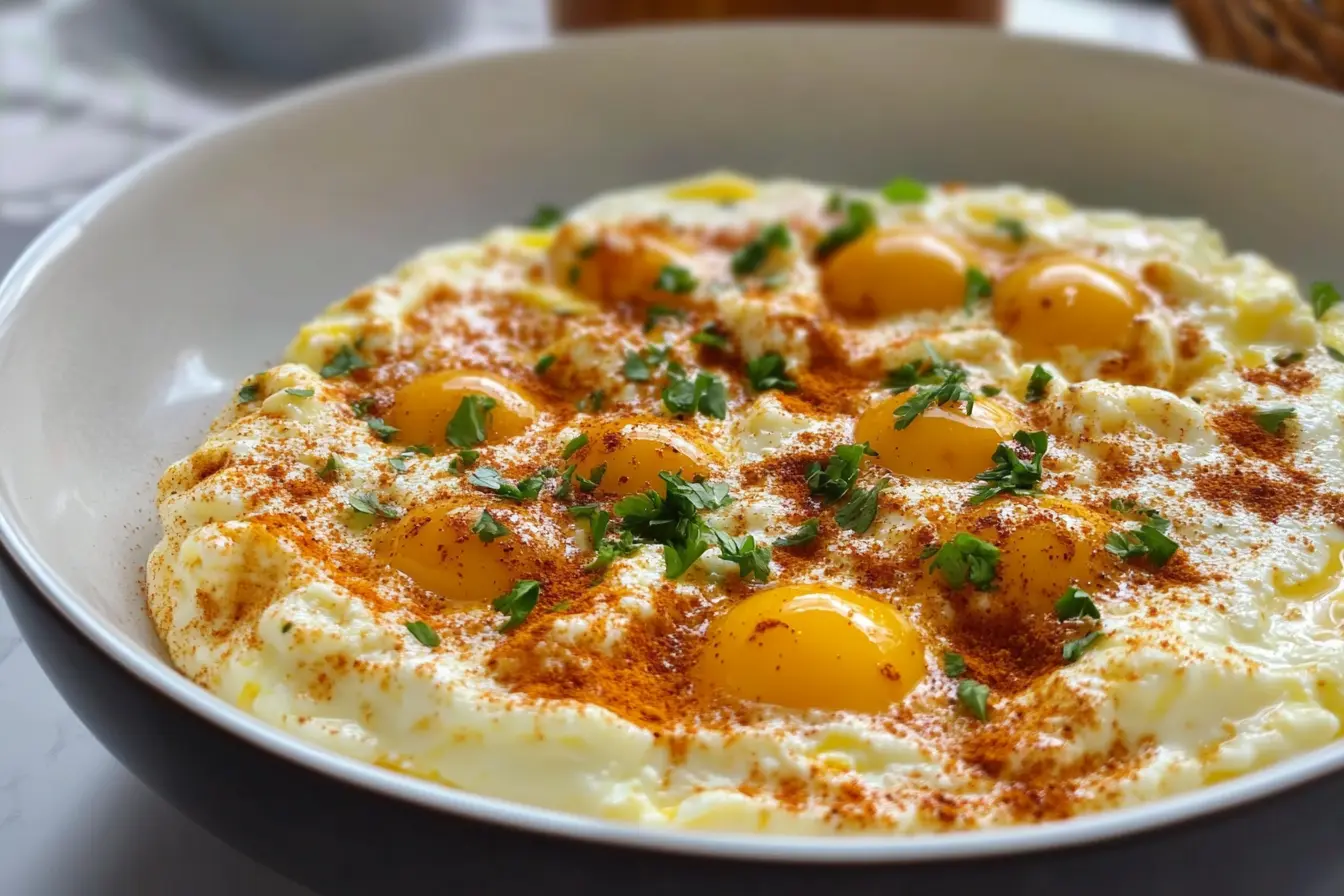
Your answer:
[0,2,1191,893]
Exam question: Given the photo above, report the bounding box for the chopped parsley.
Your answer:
[576,389,606,413]
[348,491,401,520]
[471,510,509,543]
[562,433,588,459]
[405,620,440,648]
[237,382,260,403]
[1310,281,1341,320]
[1024,364,1053,403]
[576,463,606,493]
[805,442,874,503]
[731,222,791,277]
[552,463,578,499]
[709,529,772,582]
[1273,351,1305,366]
[1055,585,1100,621]
[1105,507,1178,568]
[447,449,479,474]
[654,264,697,294]
[927,532,1000,591]
[745,353,798,393]
[772,518,819,548]
[969,430,1048,505]
[644,305,687,333]
[889,347,974,430]
[388,452,412,473]
[283,387,314,398]
[690,323,732,350]
[942,651,967,678]
[1062,630,1104,663]
[492,580,541,632]
[528,204,563,228]
[319,344,369,379]
[534,354,557,375]
[814,197,876,260]
[956,679,990,721]
[366,417,399,442]
[281,621,293,634]
[963,267,993,314]
[881,177,928,203]
[995,217,1028,244]
[350,396,375,418]
[569,504,610,542]
[446,395,495,448]
[662,370,727,419]
[835,478,890,534]
[468,467,545,501]
[613,472,732,579]
[1255,406,1296,435]
[979,384,1002,397]
[622,344,671,382]
[1327,345,1344,363]
[318,455,340,481]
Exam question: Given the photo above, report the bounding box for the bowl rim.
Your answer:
[4,22,1344,864]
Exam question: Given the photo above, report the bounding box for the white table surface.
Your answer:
[0,2,1192,893]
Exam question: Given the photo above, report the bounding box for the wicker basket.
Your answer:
[1176,1,1344,88]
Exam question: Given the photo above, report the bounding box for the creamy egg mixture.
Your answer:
[148,172,1344,833]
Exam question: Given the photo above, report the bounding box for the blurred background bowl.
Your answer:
[131,0,466,79]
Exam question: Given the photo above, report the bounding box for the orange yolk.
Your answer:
[993,255,1143,356]
[551,229,687,307]
[822,228,982,316]
[573,421,714,497]
[377,501,533,603]
[385,370,538,450]
[855,394,1018,481]
[695,584,925,713]
[957,497,1115,615]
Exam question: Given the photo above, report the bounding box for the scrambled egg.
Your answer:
[147,173,1344,833]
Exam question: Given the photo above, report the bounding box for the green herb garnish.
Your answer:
[927,532,1000,590]
[562,433,588,459]
[943,651,967,678]
[956,679,990,721]
[662,370,727,419]
[1310,281,1341,320]
[320,344,369,380]
[969,430,1048,505]
[979,385,1002,397]
[447,395,495,448]
[745,353,798,393]
[318,455,340,481]
[576,463,606,493]
[284,387,314,398]
[471,510,509,543]
[468,467,545,501]
[963,267,993,314]
[709,529,772,582]
[881,177,928,203]
[492,580,541,632]
[405,620,440,647]
[1024,364,1053,403]
[576,389,606,413]
[805,442,874,503]
[814,198,876,260]
[1062,630,1104,664]
[835,478,890,534]
[528,205,563,228]
[690,323,731,350]
[772,518,819,548]
[1255,406,1296,435]
[237,382,260,403]
[731,223,791,277]
[349,491,401,520]
[654,264,697,294]
[890,346,974,430]
[534,354,556,375]
[1054,585,1100,621]
[644,305,687,333]
[995,217,1028,244]
[366,417,398,442]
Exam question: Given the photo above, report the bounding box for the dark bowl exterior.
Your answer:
[6,547,1344,894]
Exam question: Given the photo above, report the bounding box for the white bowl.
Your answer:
[4,25,1344,893]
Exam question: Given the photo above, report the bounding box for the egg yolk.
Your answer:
[993,255,1143,356]
[551,230,687,307]
[385,370,538,449]
[377,501,532,603]
[958,497,1115,615]
[822,228,981,316]
[695,584,925,713]
[573,421,714,496]
[855,394,1018,480]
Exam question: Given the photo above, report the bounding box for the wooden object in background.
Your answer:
[553,0,1003,29]
[1176,0,1344,89]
